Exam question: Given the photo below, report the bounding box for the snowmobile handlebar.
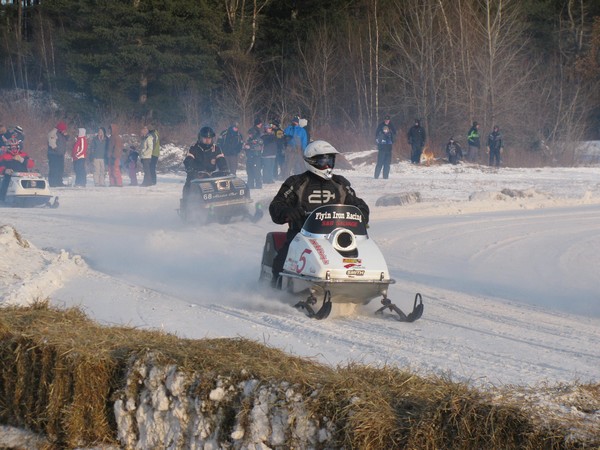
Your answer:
[285,207,307,224]
[189,169,230,179]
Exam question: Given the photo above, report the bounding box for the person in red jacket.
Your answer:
[0,137,35,201]
[72,128,88,187]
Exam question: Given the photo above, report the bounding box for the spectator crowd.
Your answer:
[1,115,507,200]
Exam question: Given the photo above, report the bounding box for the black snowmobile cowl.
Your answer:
[194,176,250,207]
[178,172,262,224]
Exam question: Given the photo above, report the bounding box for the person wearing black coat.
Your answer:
[407,119,426,164]
[374,125,394,179]
[261,125,278,184]
[270,119,286,180]
[375,115,397,137]
[245,119,264,189]
[487,125,503,167]
[217,122,244,175]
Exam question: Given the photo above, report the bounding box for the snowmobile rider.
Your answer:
[181,126,229,202]
[0,139,35,202]
[269,140,369,286]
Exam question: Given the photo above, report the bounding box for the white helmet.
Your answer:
[303,140,340,179]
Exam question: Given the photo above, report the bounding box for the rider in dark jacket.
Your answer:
[182,126,229,203]
[269,140,369,285]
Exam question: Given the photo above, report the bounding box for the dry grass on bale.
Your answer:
[0,302,596,449]
[315,365,578,449]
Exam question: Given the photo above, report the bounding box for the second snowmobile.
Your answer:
[178,170,262,224]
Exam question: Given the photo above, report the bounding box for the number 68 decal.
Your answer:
[296,248,312,273]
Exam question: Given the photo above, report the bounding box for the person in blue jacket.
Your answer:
[283,116,308,176]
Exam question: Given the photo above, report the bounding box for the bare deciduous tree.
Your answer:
[219,53,264,131]
[384,0,448,139]
[379,0,537,153]
[295,24,340,128]
[223,0,272,54]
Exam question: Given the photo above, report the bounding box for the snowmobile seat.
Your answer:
[261,231,287,268]
[272,231,287,252]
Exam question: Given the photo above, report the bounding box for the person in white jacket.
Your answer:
[139,125,154,187]
[47,121,68,187]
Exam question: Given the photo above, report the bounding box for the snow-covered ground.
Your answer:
[1,152,600,392]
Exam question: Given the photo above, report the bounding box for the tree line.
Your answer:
[1,0,599,162]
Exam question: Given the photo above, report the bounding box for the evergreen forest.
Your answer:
[1,0,600,161]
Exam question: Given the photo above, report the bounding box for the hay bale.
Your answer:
[0,303,593,449]
[0,303,120,447]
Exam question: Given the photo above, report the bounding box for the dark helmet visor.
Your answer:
[311,154,335,169]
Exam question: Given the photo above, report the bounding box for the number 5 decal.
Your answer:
[297,248,312,273]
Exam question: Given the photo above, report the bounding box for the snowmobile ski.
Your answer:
[294,290,333,320]
[375,293,424,322]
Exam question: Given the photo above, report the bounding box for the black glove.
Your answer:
[285,207,305,224]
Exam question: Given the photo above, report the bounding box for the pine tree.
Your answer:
[40,0,225,123]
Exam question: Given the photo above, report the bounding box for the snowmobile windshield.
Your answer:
[301,205,367,237]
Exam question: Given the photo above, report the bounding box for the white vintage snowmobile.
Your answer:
[0,171,59,208]
[178,171,262,224]
[259,204,423,321]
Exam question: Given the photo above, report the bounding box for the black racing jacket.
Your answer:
[183,142,228,181]
[269,171,369,233]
